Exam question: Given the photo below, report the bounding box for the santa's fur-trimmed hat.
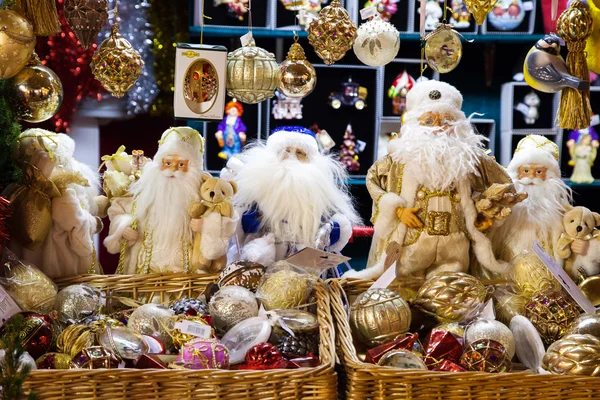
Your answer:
[507,135,560,179]
[267,126,319,157]
[403,80,465,122]
[15,128,75,165]
[154,127,205,168]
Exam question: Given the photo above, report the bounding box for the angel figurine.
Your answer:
[568,127,598,184]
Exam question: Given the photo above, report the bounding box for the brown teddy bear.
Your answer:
[188,173,238,273]
[556,206,600,280]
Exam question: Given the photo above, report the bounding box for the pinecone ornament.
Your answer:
[543,334,600,376]
[169,297,208,316]
[277,332,319,358]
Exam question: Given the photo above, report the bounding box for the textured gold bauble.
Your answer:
[307,0,357,65]
[566,314,600,338]
[0,9,36,79]
[255,269,310,310]
[543,334,600,376]
[350,288,411,347]
[218,260,265,292]
[91,23,144,98]
[10,60,63,123]
[2,255,57,313]
[226,39,280,104]
[413,272,487,323]
[460,339,512,373]
[64,0,109,49]
[208,286,258,333]
[465,319,516,358]
[511,253,561,297]
[278,42,316,99]
[463,0,499,25]
[128,304,174,350]
[353,15,399,67]
[556,0,594,42]
[524,291,580,346]
[424,24,462,74]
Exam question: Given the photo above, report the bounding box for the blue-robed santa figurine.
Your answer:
[233,126,361,265]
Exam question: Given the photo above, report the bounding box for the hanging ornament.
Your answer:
[353,15,400,67]
[9,54,64,123]
[556,0,594,130]
[543,334,600,376]
[226,38,280,104]
[91,22,144,98]
[0,9,36,79]
[278,39,317,99]
[307,0,358,65]
[424,24,463,74]
[511,252,561,297]
[15,0,61,36]
[64,0,109,49]
[463,0,498,24]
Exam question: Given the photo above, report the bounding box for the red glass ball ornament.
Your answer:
[0,312,54,360]
[243,342,288,369]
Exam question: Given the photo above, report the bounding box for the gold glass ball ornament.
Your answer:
[128,304,174,350]
[524,291,581,346]
[226,38,281,104]
[543,334,600,376]
[10,57,63,123]
[353,15,399,67]
[255,265,312,310]
[424,24,463,74]
[465,319,516,358]
[307,0,357,65]
[208,286,258,333]
[278,41,316,99]
[350,288,411,347]
[90,23,144,98]
[413,272,487,323]
[0,9,36,79]
[511,253,561,297]
[578,276,600,306]
[566,314,600,338]
[462,0,499,25]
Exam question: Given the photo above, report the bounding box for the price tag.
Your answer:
[523,1,534,11]
[370,262,397,289]
[356,140,367,153]
[174,321,212,338]
[240,32,253,47]
[360,5,378,19]
[591,114,600,126]
[0,286,21,327]
[285,247,351,270]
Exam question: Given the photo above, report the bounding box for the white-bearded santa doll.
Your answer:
[233,126,361,265]
[345,80,524,280]
[4,128,104,278]
[104,127,208,274]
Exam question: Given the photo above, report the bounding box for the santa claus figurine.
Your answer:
[104,127,207,274]
[345,80,524,280]
[234,126,361,264]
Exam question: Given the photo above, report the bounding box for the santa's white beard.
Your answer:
[391,119,486,191]
[130,161,202,247]
[235,144,360,246]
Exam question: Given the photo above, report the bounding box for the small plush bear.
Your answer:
[188,173,239,273]
[556,206,600,280]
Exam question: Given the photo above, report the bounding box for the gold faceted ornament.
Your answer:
[0,9,36,79]
[424,24,463,74]
[278,40,317,99]
[226,38,280,104]
[463,0,498,25]
[64,0,109,49]
[543,334,600,376]
[349,288,411,347]
[91,23,144,98]
[307,0,357,65]
[460,339,512,373]
[566,313,600,338]
[524,291,581,346]
[511,253,561,297]
[413,272,487,323]
[255,268,311,310]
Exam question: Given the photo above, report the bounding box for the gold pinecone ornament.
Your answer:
[462,0,499,25]
[307,0,357,65]
[543,334,600,376]
[524,291,580,346]
[91,23,144,98]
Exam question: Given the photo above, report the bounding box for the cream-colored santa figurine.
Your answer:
[488,135,572,265]
[4,129,104,278]
[104,127,213,274]
[345,80,523,280]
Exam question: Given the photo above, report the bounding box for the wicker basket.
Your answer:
[23,274,337,400]
[330,278,600,400]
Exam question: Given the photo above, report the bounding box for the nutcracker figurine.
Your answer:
[216,100,247,160]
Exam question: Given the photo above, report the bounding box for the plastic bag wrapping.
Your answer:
[255,261,319,311]
[510,315,549,374]
[0,249,57,314]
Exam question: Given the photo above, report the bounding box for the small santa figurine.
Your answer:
[104,127,207,274]
[234,126,361,264]
[215,100,247,160]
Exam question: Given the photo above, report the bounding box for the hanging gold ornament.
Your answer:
[511,253,561,297]
[307,0,357,65]
[0,9,36,79]
[226,38,281,104]
[424,24,463,74]
[543,334,600,376]
[9,55,63,123]
[278,39,316,99]
[64,0,109,50]
[91,23,144,98]
[353,15,399,67]
[524,291,580,346]
[463,0,498,25]
[556,0,594,130]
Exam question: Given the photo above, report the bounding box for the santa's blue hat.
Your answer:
[267,126,319,156]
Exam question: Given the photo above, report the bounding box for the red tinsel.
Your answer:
[34,0,104,133]
[0,196,12,254]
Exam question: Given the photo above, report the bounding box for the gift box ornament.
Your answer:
[177,338,230,369]
[174,43,228,120]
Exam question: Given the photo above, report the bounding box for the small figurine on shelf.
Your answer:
[310,124,336,154]
[515,91,540,125]
[272,90,303,120]
[421,0,443,31]
[450,0,471,28]
[216,100,247,160]
[215,0,249,21]
[364,0,399,21]
[388,70,416,116]
[280,0,309,10]
[339,123,361,172]
[329,78,368,110]
[568,128,597,184]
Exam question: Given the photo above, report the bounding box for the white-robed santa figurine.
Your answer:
[233,126,361,264]
[345,80,524,280]
[104,127,206,274]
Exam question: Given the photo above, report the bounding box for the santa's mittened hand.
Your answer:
[123,227,139,242]
[190,218,203,233]
[571,239,590,256]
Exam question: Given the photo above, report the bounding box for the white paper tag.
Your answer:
[591,114,600,126]
[356,140,367,153]
[240,32,253,47]
[370,262,397,289]
[0,286,22,327]
[174,321,212,338]
[532,241,596,314]
[317,130,336,151]
[360,5,378,19]
[523,1,534,11]
[285,247,351,270]
[515,103,529,115]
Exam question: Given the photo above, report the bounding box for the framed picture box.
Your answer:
[481,0,536,35]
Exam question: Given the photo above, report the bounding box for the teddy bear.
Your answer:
[188,173,239,273]
[556,206,600,280]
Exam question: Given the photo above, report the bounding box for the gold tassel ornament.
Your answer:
[557,0,594,130]
[15,0,61,36]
